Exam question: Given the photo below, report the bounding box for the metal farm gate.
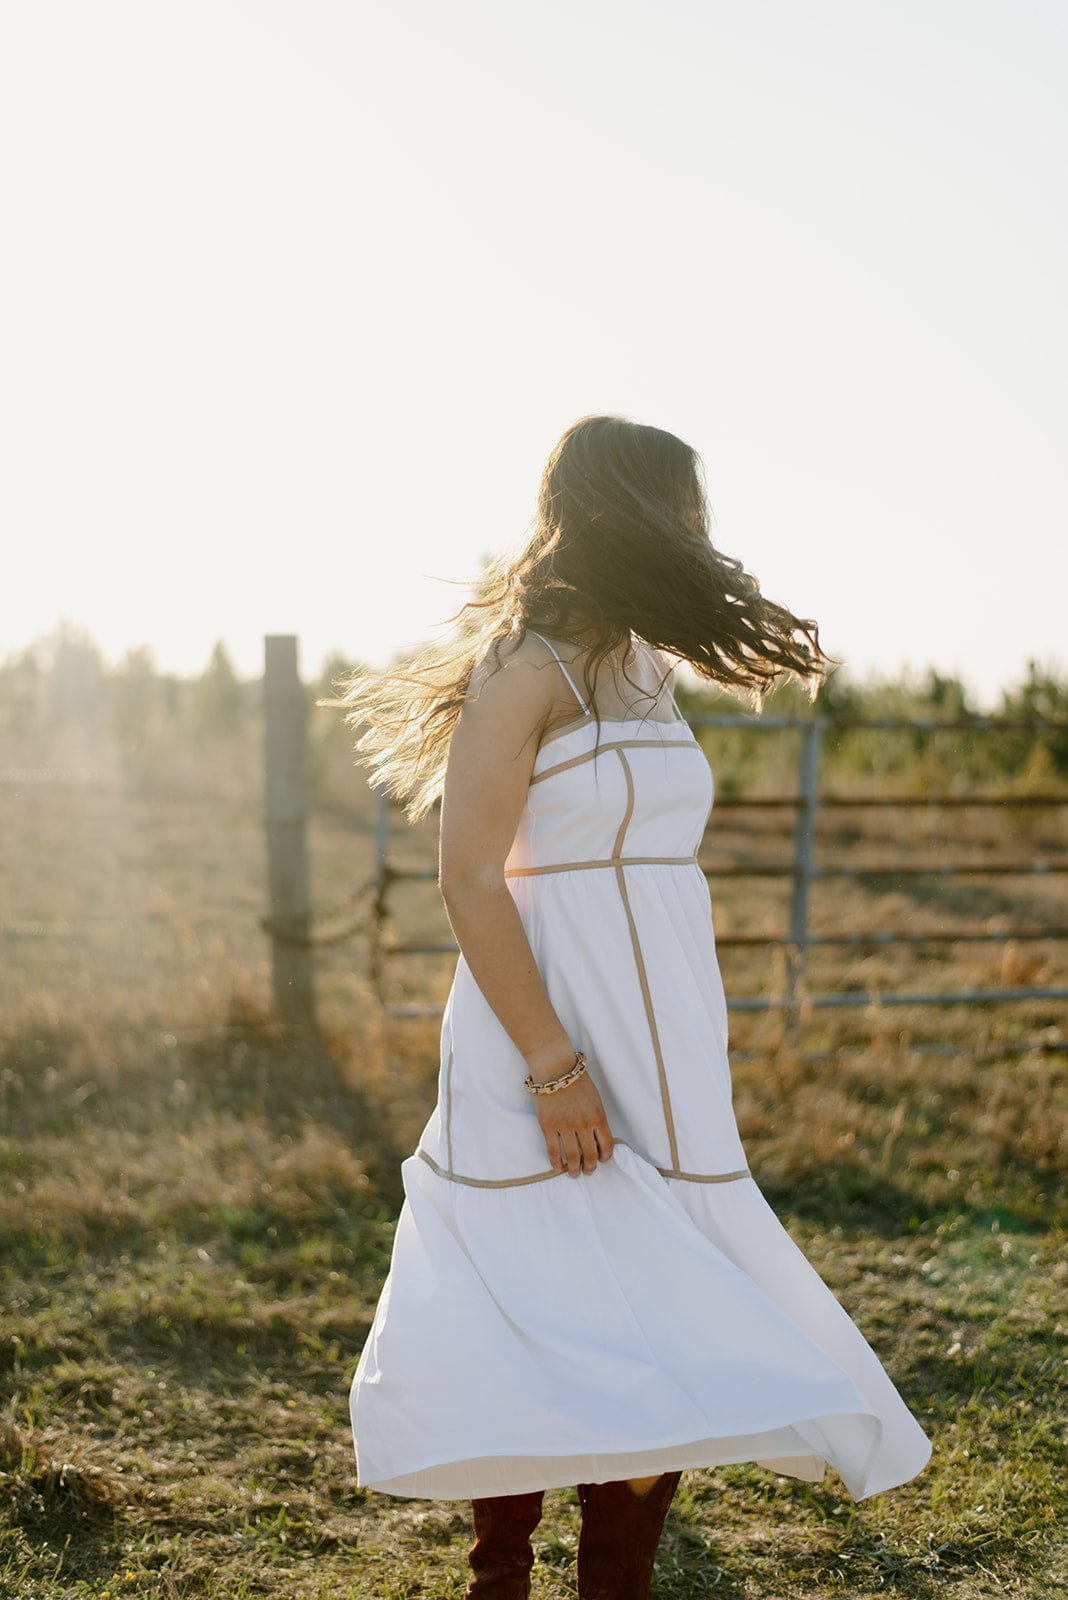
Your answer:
[364,712,1068,1037]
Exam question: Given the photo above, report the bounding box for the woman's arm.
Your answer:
[437,636,615,1178]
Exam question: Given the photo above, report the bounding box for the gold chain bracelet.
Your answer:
[523,1050,588,1096]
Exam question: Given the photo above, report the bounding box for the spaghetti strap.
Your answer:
[527,630,592,716]
[639,638,686,723]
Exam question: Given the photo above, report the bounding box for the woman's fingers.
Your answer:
[544,1128,588,1178]
[577,1129,598,1176]
[537,1090,615,1176]
[560,1128,601,1177]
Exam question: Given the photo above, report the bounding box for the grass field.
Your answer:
[1,711,1066,1598]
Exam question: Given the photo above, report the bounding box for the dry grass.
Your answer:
[1,719,1066,1597]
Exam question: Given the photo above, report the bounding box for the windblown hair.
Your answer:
[320,414,836,823]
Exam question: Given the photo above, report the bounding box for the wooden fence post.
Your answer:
[264,634,314,1026]
[367,789,391,1010]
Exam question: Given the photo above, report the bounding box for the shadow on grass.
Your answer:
[710,1474,1055,1597]
[1,1004,405,1398]
[901,1342,1064,1415]
[0,1003,409,1209]
[760,1532,1000,1598]
[655,1524,749,1597]
[758,1161,1061,1237]
[0,1411,139,1584]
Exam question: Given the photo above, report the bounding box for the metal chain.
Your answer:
[258,875,377,949]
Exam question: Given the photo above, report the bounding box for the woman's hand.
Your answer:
[527,1051,615,1177]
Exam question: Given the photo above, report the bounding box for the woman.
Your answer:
[329,415,931,1598]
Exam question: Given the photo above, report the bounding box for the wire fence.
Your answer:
[365,712,1068,1047]
[4,637,1066,1064]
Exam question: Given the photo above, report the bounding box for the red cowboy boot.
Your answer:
[576,1471,683,1599]
[463,1488,546,1598]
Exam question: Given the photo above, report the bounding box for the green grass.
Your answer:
[1,709,1066,1596]
[0,1005,1065,1599]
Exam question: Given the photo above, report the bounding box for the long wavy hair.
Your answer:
[320,414,836,823]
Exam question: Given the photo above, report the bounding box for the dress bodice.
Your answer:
[503,631,714,875]
[504,719,714,877]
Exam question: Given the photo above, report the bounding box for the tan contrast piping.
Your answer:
[536,711,593,750]
[418,1148,562,1188]
[537,714,685,756]
[416,1143,749,1189]
[611,750,635,857]
[531,632,684,756]
[657,1164,750,1183]
[504,854,698,878]
[611,748,681,1171]
[531,734,696,784]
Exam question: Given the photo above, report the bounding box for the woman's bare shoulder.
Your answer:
[466,630,565,705]
[458,632,559,746]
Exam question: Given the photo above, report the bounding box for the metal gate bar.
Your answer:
[369,713,1068,1027]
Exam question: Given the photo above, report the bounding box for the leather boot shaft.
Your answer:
[463,1488,545,1598]
[576,1471,683,1599]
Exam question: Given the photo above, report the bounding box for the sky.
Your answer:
[2,0,1065,708]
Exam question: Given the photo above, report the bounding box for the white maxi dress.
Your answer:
[349,632,932,1501]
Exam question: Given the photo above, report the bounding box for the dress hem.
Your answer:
[353,1404,932,1504]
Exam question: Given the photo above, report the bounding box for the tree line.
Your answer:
[1,621,1065,790]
